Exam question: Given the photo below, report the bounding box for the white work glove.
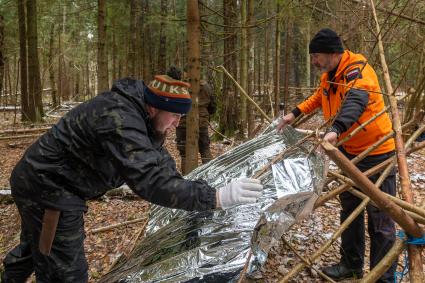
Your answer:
[216,178,263,209]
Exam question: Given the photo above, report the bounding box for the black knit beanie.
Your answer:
[309,28,344,54]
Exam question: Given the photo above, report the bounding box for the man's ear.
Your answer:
[146,104,158,117]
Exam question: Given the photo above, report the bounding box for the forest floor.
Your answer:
[0,110,424,283]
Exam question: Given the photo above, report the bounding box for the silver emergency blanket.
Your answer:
[100,124,326,283]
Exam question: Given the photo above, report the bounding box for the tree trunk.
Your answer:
[142,0,152,81]
[238,0,247,139]
[185,0,201,174]
[48,24,58,107]
[97,0,108,92]
[263,1,270,115]
[220,0,238,136]
[128,0,137,77]
[135,1,143,78]
[85,40,90,99]
[157,0,167,74]
[305,23,311,88]
[257,41,262,120]
[26,0,43,121]
[0,15,4,99]
[246,0,255,137]
[17,0,30,121]
[57,8,64,104]
[274,2,281,117]
[283,20,292,114]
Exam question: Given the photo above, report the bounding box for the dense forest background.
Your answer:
[0,0,424,136]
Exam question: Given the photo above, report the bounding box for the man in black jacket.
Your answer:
[1,76,263,283]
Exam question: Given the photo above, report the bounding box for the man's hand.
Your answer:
[216,178,263,209]
[277,113,295,131]
[323,131,338,145]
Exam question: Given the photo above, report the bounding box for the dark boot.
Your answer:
[322,262,363,281]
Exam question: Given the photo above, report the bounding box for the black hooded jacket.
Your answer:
[10,78,216,211]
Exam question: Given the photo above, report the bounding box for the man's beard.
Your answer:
[150,115,167,143]
[152,128,166,143]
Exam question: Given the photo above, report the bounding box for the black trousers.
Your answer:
[176,126,213,165]
[2,197,88,283]
[339,148,397,283]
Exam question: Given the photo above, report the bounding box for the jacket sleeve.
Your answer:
[297,88,322,114]
[331,88,369,135]
[95,105,216,211]
[331,65,373,135]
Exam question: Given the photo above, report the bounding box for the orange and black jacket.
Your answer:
[293,50,395,156]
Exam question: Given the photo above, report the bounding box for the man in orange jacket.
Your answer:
[278,28,396,282]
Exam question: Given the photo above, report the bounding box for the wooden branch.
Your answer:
[292,109,319,128]
[0,126,51,135]
[329,170,425,222]
[347,187,425,226]
[321,141,423,238]
[370,0,424,279]
[279,198,370,282]
[253,131,315,178]
[236,252,252,283]
[350,119,414,165]
[363,238,406,282]
[281,237,337,283]
[316,137,423,209]
[207,121,235,146]
[125,218,150,256]
[217,65,272,123]
[0,134,43,141]
[336,106,388,146]
[315,183,350,209]
[89,217,148,234]
[348,0,425,26]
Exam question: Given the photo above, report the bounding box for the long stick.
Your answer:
[281,238,336,283]
[363,238,406,282]
[89,217,147,234]
[217,65,272,123]
[370,0,424,280]
[279,198,370,282]
[321,141,423,238]
[329,171,425,223]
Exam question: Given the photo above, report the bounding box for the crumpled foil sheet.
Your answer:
[100,123,326,283]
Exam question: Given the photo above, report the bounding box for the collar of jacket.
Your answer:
[111,78,164,149]
[324,50,367,83]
